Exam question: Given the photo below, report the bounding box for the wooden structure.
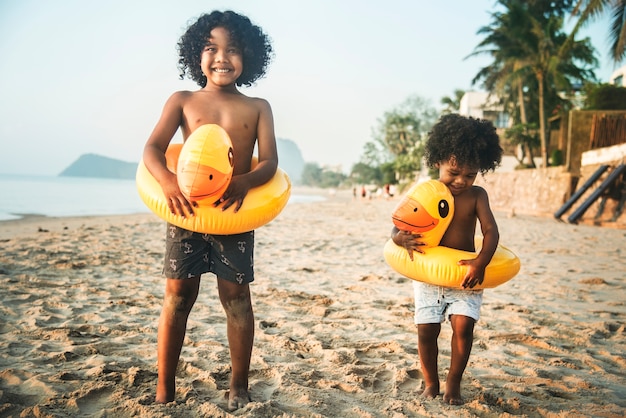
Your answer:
[589,113,626,149]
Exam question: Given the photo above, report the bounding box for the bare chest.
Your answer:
[180,94,259,141]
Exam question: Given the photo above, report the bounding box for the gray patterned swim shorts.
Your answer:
[163,223,254,284]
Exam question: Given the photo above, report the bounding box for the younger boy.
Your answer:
[142,11,276,409]
[391,114,503,405]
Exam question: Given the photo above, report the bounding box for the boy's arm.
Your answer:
[143,92,196,217]
[218,99,278,212]
[460,187,500,288]
[391,226,425,261]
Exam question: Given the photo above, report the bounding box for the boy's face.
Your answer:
[437,157,478,196]
[200,27,243,88]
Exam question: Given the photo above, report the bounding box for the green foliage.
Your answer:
[366,94,437,182]
[301,163,322,186]
[571,0,626,63]
[392,146,423,180]
[380,162,397,185]
[350,162,382,186]
[505,123,540,147]
[318,170,348,188]
[469,0,599,167]
[301,162,347,188]
[359,140,389,167]
[550,148,564,166]
[583,83,626,110]
[440,89,466,114]
[504,123,540,167]
[349,94,436,186]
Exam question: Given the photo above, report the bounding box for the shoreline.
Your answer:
[0,186,339,240]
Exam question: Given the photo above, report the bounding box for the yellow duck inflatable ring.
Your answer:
[383,180,520,289]
[136,124,291,234]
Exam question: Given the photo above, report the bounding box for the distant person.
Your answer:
[391,114,503,405]
[142,10,276,410]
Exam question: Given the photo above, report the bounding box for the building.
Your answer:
[610,65,626,87]
[459,91,510,129]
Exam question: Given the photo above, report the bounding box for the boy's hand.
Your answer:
[214,176,251,212]
[162,175,197,217]
[458,258,486,289]
[393,230,425,261]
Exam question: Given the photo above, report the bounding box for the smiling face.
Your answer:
[200,27,243,88]
[437,157,479,196]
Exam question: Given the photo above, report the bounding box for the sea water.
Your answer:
[0,174,322,221]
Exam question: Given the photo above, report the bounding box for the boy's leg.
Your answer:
[445,314,475,405]
[156,277,201,403]
[417,323,441,398]
[217,278,254,410]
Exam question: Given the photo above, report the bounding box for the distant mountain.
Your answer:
[59,139,305,182]
[59,153,137,179]
[277,138,304,184]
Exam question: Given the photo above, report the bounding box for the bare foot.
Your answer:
[154,397,174,405]
[155,383,175,404]
[444,381,464,405]
[420,385,440,399]
[226,389,251,411]
[443,393,464,405]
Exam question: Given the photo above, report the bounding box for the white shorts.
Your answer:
[412,281,483,324]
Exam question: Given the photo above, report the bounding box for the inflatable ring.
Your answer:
[383,180,520,289]
[136,124,291,234]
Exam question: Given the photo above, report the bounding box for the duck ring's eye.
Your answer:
[438,200,450,218]
[413,207,418,212]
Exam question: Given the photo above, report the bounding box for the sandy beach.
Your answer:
[1,189,625,417]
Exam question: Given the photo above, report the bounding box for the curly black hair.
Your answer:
[177,10,273,88]
[424,114,503,175]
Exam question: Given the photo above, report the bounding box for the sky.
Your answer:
[0,0,623,176]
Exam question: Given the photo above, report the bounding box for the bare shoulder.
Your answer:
[245,95,272,111]
[173,90,194,98]
[470,185,490,200]
[470,186,493,211]
[456,185,488,202]
[166,90,194,105]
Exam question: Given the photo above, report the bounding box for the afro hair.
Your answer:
[177,10,273,88]
[424,114,503,175]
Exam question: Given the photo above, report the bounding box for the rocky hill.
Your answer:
[59,154,137,179]
[59,138,305,182]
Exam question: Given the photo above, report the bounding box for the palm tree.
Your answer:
[468,2,535,125]
[528,14,599,167]
[440,89,466,114]
[571,0,626,63]
[470,0,598,167]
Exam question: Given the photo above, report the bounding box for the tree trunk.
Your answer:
[518,82,527,125]
[517,82,534,166]
[537,71,548,168]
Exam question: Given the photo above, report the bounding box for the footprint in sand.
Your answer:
[74,385,115,416]
[248,368,282,402]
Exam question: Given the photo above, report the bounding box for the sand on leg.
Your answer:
[218,278,254,410]
[156,277,201,403]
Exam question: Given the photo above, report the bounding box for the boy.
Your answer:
[142,10,276,410]
[391,114,503,405]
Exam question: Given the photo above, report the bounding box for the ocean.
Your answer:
[0,174,322,221]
